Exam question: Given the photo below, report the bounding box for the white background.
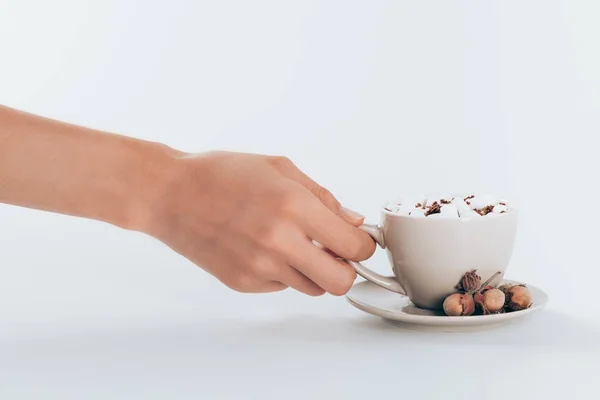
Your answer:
[1,0,599,398]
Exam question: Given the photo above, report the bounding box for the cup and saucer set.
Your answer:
[341,195,548,333]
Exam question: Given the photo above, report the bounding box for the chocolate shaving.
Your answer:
[464,195,475,201]
[499,202,507,206]
[415,203,422,208]
[440,199,451,204]
[384,207,392,212]
[424,201,441,216]
[475,205,494,216]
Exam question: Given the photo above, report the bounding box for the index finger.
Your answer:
[272,156,364,227]
[296,191,375,261]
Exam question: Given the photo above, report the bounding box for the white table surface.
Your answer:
[1,210,598,399]
[2,1,600,398]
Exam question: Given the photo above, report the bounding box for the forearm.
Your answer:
[0,105,179,230]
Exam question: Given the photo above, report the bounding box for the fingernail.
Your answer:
[340,206,364,220]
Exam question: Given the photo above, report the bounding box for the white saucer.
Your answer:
[346,278,548,332]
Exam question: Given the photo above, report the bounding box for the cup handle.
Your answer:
[345,223,407,296]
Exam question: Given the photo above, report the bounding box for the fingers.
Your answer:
[285,238,358,296]
[224,274,288,294]
[313,240,346,258]
[269,157,374,260]
[298,193,376,261]
[259,281,289,293]
[276,266,326,296]
[271,156,364,227]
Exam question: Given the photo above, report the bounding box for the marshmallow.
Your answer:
[493,204,509,214]
[425,198,437,207]
[454,199,471,213]
[388,194,511,219]
[458,208,481,218]
[440,194,454,204]
[384,204,413,216]
[394,195,426,208]
[426,213,445,219]
[408,209,426,218]
[425,194,452,207]
[467,194,498,210]
[497,199,510,210]
[440,203,459,218]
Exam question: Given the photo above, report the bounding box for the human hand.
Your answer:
[0,105,373,296]
[139,151,376,296]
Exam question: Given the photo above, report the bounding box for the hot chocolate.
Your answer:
[384,194,511,219]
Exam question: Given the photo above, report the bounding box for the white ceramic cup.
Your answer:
[346,206,518,310]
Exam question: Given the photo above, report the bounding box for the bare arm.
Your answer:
[0,104,175,229]
[0,105,375,296]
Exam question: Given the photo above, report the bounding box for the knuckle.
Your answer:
[347,245,365,261]
[270,156,294,169]
[344,231,375,261]
[258,221,290,253]
[247,253,274,276]
[328,267,357,296]
[271,187,302,217]
[226,274,258,293]
[307,287,327,297]
[339,235,362,261]
[316,186,338,207]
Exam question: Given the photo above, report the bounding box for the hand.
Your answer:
[140,151,376,296]
[0,105,374,296]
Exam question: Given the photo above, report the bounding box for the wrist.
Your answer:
[117,139,184,233]
[0,104,186,231]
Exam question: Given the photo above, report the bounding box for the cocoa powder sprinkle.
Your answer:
[424,201,441,216]
[476,205,494,216]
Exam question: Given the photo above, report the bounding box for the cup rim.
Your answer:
[380,197,518,221]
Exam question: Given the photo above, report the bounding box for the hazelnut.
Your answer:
[503,284,533,311]
[443,293,475,316]
[475,288,505,314]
